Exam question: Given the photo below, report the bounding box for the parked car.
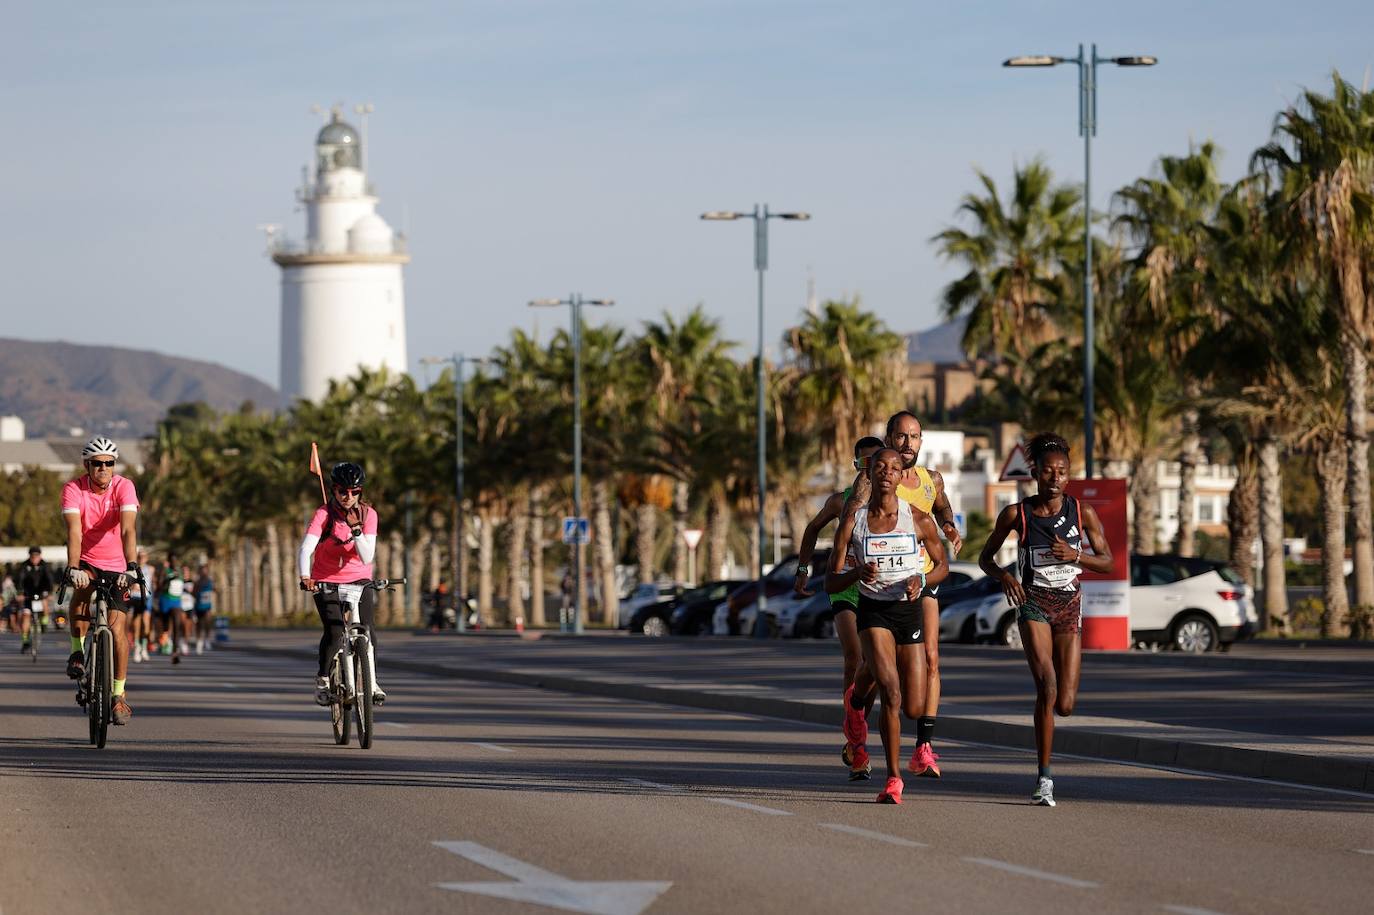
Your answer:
[790,560,988,641]
[979,554,1253,652]
[716,551,829,635]
[937,566,1007,643]
[619,581,683,629]
[665,579,748,636]
[626,580,747,636]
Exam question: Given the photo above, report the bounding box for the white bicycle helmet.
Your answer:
[82,436,119,459]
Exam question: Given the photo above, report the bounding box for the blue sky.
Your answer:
[5,1,1373,387]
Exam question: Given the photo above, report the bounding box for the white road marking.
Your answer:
[1162,906,1232,915]
[434,840,672,915]
[962,857,1098,888]
[221,682,238,689]
[1355,849,1374,855]
[820,823,929,848]
[471,742,515,753]
[619,777,677,791]
[706,798,791,816]
[381,721,411,729]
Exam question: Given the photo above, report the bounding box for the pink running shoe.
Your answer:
[876,776,904,804]
[848,744,872,782]
[908,742,942,778]
[842,685,868,748]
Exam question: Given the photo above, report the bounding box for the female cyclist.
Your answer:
[298,462,383,706]
[828,447,948,805]
[978,433,1113,807]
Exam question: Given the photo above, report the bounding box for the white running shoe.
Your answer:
[314,676,331,706]
[196,638,204,655]
[1031,776,1056,807]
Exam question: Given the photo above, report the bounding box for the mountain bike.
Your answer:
[57,568,144,749]
[313,578,404,750]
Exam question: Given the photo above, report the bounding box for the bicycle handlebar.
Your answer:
[308,578,407,594]
[56,566,148,607]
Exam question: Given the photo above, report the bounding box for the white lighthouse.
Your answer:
[274,106,409,403]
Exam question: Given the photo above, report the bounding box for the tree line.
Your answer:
[4,72,1372,637]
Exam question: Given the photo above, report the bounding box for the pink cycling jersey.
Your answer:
[304,504,378,583]
[61,475,139,573]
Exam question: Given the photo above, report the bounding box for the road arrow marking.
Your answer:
[434,841,672,915]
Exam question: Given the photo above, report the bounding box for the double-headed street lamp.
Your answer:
[701,205,810,630]
[530,294,614,635]
[1004,45,1156,478]
[420,353,491,632]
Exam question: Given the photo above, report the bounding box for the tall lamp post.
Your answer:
[1003,46,1156,478]
[530,294,614,635]
[420,353,490,632]
[701,205,809,632]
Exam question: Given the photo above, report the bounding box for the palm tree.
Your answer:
[1253,72,1374,611]
[786,298,905,488]
[932,159,1082,371]
[634,306,737,582]
[1113,142,1226,556]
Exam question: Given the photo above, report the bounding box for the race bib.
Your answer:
[864,532,923,575]
[1031,546,1079,589]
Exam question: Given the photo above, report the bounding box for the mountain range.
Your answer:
[0,338,277,438]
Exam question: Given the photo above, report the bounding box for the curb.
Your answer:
[235,642,1374,796]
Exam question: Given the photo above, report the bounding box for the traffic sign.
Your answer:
[561,517,590,545]
[998,443,1034,481]
[682,528,703,549]
[953,512,966,537]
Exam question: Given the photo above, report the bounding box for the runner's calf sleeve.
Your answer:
[71,636,83,653]
[917,716,936,746]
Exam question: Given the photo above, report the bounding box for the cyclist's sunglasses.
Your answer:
[333,486,363,496]
[87,459,116,468]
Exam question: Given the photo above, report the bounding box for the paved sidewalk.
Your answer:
[229,630,1374,794]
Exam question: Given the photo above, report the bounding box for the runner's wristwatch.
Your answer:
[795,565,810,577]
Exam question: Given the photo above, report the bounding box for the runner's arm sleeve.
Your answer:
[298,534,320,577]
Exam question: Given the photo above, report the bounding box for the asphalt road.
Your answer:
[2,640,1373,915]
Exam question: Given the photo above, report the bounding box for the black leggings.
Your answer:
[314,582,377,677]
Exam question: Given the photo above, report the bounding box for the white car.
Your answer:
[978,554,1253,652]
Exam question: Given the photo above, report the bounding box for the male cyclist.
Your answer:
[17,546,55,654]
[298,462,383,706]
[61,436,140,725]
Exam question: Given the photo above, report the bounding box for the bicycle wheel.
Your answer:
[30,611,40,663]
[329,657,350,746]
[91,628,112,748]
[354,644,373,750]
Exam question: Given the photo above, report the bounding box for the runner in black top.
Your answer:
[977,433,1113,807]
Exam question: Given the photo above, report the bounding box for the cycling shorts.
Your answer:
[72,563,129,614]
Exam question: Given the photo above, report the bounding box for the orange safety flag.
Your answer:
[309,442,326,504]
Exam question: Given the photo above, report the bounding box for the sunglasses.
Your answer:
[334,487,362,496]
[87,459,116,468]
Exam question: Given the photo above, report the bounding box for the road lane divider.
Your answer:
[962,857,1098,888]
[471,742,515,753]
[820,823,929,848]
[706,798,791,815]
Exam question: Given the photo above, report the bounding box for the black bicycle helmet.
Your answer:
[330,462,365,488]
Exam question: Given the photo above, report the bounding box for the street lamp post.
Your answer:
[1004,45,1156,478]
[420,353,490,632]
[530,294,614,635]
[701,205,810,634]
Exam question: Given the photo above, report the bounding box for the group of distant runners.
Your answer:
[796,411,1113,807]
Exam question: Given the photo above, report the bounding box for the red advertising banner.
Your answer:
[1065,478,1130,650]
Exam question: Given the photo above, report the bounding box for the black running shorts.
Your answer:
[856,593,924,644]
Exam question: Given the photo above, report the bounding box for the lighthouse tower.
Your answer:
[274,107,409,403]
